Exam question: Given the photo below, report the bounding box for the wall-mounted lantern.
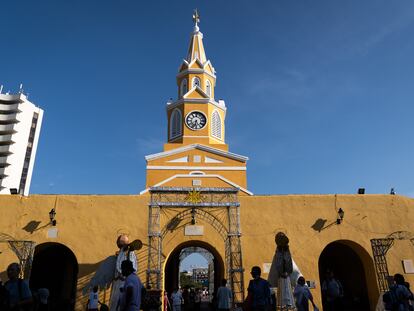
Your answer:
[336,208,344,225]
[49,208,57,226]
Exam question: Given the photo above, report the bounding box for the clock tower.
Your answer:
[142,10,251,195]
[165,9,227,151]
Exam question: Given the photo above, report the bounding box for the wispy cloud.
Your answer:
[248,68,313,99]
[135,137,163,153]
[357,11,414,54]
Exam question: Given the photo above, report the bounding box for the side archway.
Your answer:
[30,242,78,311]
[318,240,377,311]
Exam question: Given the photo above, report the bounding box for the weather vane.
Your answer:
[193,9,200,26]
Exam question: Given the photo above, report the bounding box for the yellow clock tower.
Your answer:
[142,10,252,195]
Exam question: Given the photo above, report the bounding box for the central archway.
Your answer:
[164,240,225,300]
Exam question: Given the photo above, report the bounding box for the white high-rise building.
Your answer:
[0,89,43,195]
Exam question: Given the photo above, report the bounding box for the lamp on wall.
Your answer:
[336,208,345,225]
[49,208,57,226]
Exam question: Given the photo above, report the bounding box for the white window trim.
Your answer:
[180,79,188,97]
[206,80,211,97]
[192,76,201,88]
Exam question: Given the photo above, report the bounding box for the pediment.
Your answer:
[178,60,189,72]
[183,86,209,99]
[189,58,204,69]
[145,144,248,163]
[203,61,215,75]
[140,173,253,195]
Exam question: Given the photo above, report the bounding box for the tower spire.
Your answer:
[187,9,206,63]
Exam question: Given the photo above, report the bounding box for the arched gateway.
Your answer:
[318,240,376,311]
[146,187,245,305]
[30,242,78,311]
[164,241,225,297]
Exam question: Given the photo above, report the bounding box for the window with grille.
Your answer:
[211,110,222,139]
[170,109,182,139]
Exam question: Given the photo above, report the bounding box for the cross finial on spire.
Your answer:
[193,9,200,26]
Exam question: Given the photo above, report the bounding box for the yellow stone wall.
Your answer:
[0,193,413,311]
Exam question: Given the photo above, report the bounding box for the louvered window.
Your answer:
[211,110,222,139]
[170,109,182,139]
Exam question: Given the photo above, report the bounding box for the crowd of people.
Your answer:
[168,286,206,311]
[2,258,414,311]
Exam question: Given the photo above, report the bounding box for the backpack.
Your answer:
[383,287,401,311]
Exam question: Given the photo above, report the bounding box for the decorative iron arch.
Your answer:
[147,187,245,305]
[161,207,228,240]
[371,230,414,292]
[387,230,414,240]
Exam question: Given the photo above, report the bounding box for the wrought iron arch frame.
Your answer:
[371,231,414,292]
[161,207,228,240]
[0,233,35,280]
[146,187,245,305]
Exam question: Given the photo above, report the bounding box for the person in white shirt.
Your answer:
[171,288,183,311]
[87,286,101,311]
[216,279,232,311]
[294,276,317,311]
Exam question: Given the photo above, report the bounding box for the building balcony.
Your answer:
[0,167,8,179]
[0,114,18,123]
[0,145,11,154]
[0,156,10,166]
[0,124,16,135]
[0,135,13,143]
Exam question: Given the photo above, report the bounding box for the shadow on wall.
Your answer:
[76,244,165,310]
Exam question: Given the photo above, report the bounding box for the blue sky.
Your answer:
[1,0,414,196]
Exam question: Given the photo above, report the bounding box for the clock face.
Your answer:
[185,111,207,130]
